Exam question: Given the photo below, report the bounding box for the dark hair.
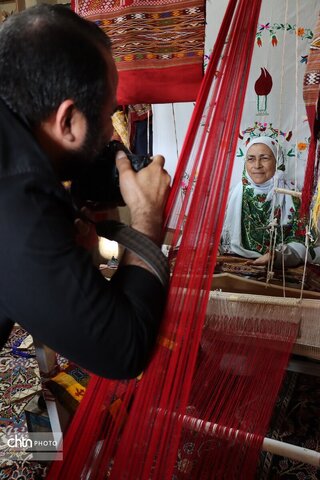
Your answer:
[0,4,112,127]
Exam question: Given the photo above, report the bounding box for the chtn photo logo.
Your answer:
[1,432,63,461]
[7,435,58,448]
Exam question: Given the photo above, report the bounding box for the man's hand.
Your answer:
[116,151,171,246]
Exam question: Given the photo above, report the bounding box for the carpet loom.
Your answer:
[48,0,320,478]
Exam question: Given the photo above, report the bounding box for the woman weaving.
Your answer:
[221,136,319,267]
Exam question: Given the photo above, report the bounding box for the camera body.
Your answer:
[71,140,152,208]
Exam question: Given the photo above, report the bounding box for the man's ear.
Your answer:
[53,99,87,150]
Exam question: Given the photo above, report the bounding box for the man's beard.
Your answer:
[59,117,110,181]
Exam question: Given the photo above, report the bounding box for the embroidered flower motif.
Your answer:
[271,35,277,46]
[255,22,313,51]
[180,171,197,196]
[297,142,307,151]
[296,27,305,37]
[181,181,188,195]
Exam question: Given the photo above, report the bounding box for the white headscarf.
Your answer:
[247,136,284,163]
[221,136,305,259]
[243,136,286,202]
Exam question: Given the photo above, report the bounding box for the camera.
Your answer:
[71,140,152,208]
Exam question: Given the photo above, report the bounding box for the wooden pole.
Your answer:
[274,187,302,198]
[182,414,320,467]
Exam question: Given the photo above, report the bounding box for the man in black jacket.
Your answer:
[0,5,170,378]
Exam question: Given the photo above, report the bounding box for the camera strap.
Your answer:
[95,220,170,288]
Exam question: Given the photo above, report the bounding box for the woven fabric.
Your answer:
[46,366,89,414]
[303,12,320,113]
[72,0,205,104]
[300,12,320,216]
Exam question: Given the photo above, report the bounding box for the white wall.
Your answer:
[153,0,317,190]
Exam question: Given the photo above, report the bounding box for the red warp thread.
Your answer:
[46,1,298,479]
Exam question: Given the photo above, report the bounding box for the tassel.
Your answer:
[311,177,320,233]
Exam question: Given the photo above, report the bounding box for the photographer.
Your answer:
[0,5,170,378]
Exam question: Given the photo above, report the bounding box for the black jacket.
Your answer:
[0,99,166,379]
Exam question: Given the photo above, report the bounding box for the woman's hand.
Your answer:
[246,253,270,266]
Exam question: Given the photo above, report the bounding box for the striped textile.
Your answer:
[72,0,205,104]
[303,11,320,128]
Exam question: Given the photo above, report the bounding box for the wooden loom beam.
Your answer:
[181,413,320,467]
[204,290,320,468]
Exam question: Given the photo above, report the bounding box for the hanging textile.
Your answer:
[303,11,320,131]
[301,11,320,218]
[128,104,153,154]
[111,109,130,149]
[72,0,205,104]
[48,1,299,479]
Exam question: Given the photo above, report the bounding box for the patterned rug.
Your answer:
[214,256,320,294]
[0,325,47,479]
[257,369,320,479]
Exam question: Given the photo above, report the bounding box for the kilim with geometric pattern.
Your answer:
[304,72,320,86]
[72,0,205,103]
[303,12,320,119]
[300,11,320,217]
